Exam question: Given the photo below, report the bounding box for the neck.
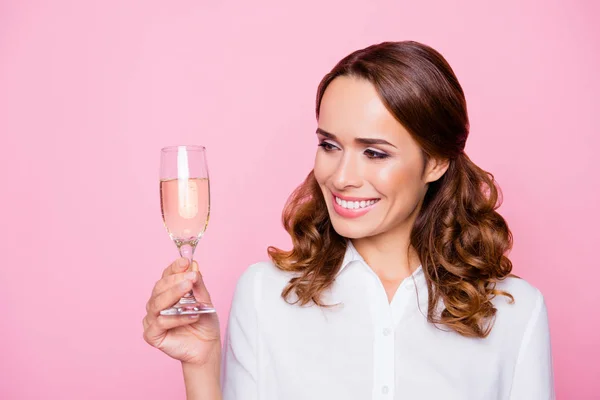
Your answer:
[351,218,422,283]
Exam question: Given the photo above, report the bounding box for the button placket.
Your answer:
[368,273,395,400]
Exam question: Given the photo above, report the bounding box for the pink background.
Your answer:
[1,1,598,399]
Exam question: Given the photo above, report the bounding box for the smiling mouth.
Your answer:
[334,195,380,210]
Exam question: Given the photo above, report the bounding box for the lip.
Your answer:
[331,192,380,202]
[330,192,380,219]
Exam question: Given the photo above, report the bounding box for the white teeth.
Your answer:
[335,197,378,210]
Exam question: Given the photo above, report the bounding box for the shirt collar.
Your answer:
[337,239,424,279]
[338,239,363,276]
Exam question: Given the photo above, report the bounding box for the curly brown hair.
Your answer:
[267,41,514,338]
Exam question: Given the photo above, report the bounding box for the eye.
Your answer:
[318,141,339,152]
[364,149,389,159]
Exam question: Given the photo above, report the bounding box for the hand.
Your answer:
[143,258,221,366]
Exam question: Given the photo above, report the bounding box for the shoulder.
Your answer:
[231,260,295,303]
[494,275,545,312]
[489,275,548,337]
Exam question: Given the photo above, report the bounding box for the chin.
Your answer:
[328,216,375,240]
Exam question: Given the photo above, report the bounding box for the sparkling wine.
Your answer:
[160,177,210,246]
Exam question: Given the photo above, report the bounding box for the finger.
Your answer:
[147,278,195,316]
[190,261,214,305]
[152,270,199,298]
[155,314,202,331]
[143,314,201,347]
[161,257,190,279]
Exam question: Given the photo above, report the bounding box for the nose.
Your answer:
[332,152,362,191]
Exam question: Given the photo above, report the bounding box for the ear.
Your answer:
[424,156,450,184]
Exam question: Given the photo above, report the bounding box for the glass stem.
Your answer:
[179,242,196,299]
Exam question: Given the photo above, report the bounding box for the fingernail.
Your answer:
[184,271,196,280]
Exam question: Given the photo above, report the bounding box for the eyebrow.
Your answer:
[316,128,397,149]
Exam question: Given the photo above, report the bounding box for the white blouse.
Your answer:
[221,241,554,399]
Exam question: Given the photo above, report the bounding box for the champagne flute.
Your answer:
[159,145,215,315]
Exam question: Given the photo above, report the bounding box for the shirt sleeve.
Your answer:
[221,264,262,400]
[510,290,555,399]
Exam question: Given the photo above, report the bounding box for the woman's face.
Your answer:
[314,76,447,240]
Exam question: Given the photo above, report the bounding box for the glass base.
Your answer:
[159,295,216,316]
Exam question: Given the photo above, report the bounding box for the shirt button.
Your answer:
[382,386,389,394]
[383,328,392,336]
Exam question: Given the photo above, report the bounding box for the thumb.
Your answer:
[191,261,213,305]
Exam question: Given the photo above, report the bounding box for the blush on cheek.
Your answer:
[372,162,422,195]
[313,154,328,185]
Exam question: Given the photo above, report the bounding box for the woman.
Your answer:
[143,41,554,399]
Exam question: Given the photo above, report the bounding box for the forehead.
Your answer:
[318,76,405,141]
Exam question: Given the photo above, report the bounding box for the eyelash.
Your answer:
[317,141,389,160]
[317,142,337,152]
[364,149,389,160]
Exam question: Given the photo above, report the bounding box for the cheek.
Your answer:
[313,151,330,185]
[370,161,423,198]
